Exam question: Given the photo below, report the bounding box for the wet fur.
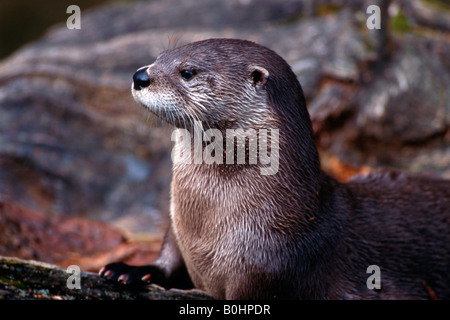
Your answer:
[102,39,450,299]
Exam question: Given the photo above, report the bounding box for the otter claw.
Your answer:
[98,267,113,278]
[98,262,163,285]
[118,274,129,284]
[141,274,151,282]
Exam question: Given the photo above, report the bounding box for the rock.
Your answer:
[312,33,450,176]
[0,256,212,300]
[0,201,162,273]
[401,0,450,32]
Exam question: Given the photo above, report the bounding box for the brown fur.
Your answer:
[100,39,450,299]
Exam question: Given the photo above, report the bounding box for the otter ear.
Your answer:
[248,65,269,88]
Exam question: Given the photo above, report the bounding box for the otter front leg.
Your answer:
[99,226,193,289]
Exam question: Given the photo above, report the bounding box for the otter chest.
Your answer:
[169,173,264,293]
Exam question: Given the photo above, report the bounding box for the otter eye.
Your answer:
[181,70,195,81]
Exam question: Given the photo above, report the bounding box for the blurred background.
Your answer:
[0,0,449,272]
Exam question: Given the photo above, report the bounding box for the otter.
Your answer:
[99,38,450,299]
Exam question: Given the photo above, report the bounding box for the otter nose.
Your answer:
[133,68,150,90]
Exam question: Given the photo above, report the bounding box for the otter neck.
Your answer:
[174,116,323,219]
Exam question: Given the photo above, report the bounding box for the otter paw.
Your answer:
[99,262,162,285]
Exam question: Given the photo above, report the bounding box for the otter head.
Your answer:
[131,38,307,132]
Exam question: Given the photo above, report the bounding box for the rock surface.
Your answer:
[0,256,211,300]
[0,201,162,272]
